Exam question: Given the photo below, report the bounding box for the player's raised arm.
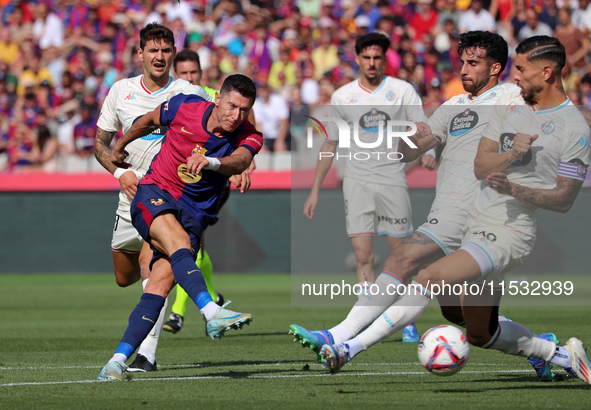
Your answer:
[111,106,162,167]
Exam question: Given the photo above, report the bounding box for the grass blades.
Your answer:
[1,273,590,409]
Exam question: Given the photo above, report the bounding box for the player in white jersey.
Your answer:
[319,36,591,385]
[304,33,429,286]
[94,23,212,372]
[302,32,428,343]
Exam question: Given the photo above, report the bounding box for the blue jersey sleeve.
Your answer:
[159,93,207,126]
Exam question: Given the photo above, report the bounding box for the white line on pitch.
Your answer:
[0,362,513,371]
[0,369,537,388]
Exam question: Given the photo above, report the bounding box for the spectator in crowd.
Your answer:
[186,5,217,38]
[246,24,280,84]
[311,31,339,80]
[0,26,19,66]
[409,0,439,42]
[458,0,496,33]
[72,103,97,159]
[554,6,590,72]
[355,0,382,32]
[517,9,553,42]
[253,83,290,152]
[572,0,591,34]
[268,47,297,90]
[538,0,559,31]
[213,0,247,47]
[7,5,33,44]
[32,2,64,50]
[436,0,462,33]
[29,124,59,173]
[17,54,53,96]
[510,0,529,42]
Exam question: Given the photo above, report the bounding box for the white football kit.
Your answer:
[328,77,427,237]
[417,83,519,254]
[461,93,591,280]
[97,75,211,252]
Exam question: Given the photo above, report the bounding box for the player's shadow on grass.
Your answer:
[165,331,288,341]
[164,359,305,370]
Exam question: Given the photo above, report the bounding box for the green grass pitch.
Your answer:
[1,273,590,409]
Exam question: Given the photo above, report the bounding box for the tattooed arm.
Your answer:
[94,127,117,174]
[486,173,583,213]
[94,126,143,200]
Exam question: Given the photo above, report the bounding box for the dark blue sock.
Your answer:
[170,248,212,309]
[115,293,165,358]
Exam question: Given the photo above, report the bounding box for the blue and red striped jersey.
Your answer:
[141,93,263,223]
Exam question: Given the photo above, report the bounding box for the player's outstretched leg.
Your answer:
[206,300,253,339]
[98,361,132,381]
[528,333,559,382]
[402,321,419,343]
[289,324,335,362]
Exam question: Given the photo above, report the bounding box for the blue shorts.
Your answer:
[131,183,204,263]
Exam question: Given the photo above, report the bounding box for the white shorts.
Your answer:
[111,212,143,254]
[416,207,469,255]
[459,220,534,283]
[342,177,413,237]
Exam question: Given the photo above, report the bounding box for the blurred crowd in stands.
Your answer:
[0,0,591,173]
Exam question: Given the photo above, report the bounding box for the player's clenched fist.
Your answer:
[512,133,538,161]
[413,121,433,140]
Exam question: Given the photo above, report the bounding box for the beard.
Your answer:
[462,77,487,95]
[520,83,544,105]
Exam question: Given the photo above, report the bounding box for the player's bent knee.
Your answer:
[416,266,444,286]
[465,328,492,347]
[114,270,141,287]
[440,306,464,325]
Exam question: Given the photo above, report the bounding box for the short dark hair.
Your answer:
[174,48,201,72]
[458,31,509,74]
[220,74,257,101]
[139,23,175,50]
[515,35,566,71]
[355,32,390,55]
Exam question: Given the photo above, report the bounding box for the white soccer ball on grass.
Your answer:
[417,325,470,376]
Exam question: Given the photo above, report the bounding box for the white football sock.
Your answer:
[109,353,128,363]
[332,273,407,342]
[358,283,431,349]
[345,337,365,359]
[484,321,555,361]
[549,346,571,368]
[200,301,219,321]
[137,279,168,364]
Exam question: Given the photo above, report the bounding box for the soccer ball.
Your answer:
[417,325,470,376]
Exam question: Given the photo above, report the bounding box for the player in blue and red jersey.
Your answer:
[98,74,263,381]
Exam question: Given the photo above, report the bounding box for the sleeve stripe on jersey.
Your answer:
[558,161,588,180]
[242,145,258,156]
